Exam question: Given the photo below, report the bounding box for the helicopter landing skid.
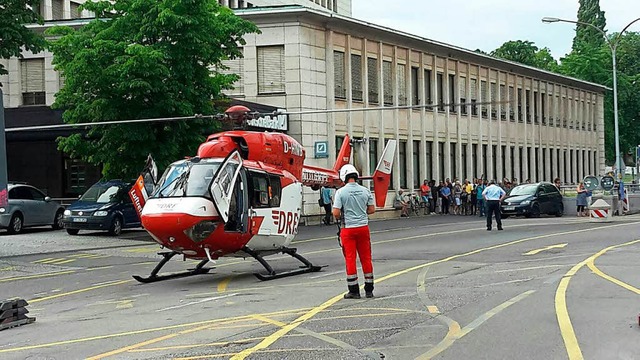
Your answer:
[132,252,213,284]
[243,246,325,281]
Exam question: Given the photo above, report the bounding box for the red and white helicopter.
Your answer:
[129,105,396,282]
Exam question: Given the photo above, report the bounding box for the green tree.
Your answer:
[572,0,607,53]
[47,0,258,179]
[490,40,559,72]
[0,0,45,83]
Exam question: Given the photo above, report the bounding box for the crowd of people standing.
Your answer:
[394,178,523,217]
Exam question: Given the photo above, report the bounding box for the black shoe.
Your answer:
[365,292,374,298]
[487,228,491,231]
[344,292,361,299]
[498,227,503,231]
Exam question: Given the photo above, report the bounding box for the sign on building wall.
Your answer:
[314,141,328,159]
[246,109,288,131]
[0,91,7,207]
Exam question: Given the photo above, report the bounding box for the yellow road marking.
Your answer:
[234,222,636,360]
[587,256,640,295]
[86,308,308,360]
[49,259,76,265]
[417,290,535,359]
[38,258,68,264]
[29,280,132,303]
[555,239,640,360]
[524,243,568,256]
[116,300,134,309]
[495,264,568,273]
[31,257,56,263]
[0,266,15,271]
[427,306,439,314]
[217,276,233,293]
[0,270,76,283]
[87,266,114,271]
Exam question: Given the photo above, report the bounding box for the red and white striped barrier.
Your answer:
[622,189,629,213]
[589,199,612,223]
[591,209,609,218]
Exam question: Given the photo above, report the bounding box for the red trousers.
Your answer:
[340,225,373,286]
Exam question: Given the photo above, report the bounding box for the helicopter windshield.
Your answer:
[153,160,222,198]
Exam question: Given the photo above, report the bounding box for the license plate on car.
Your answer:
[73,217,88,223]
[503,206,515,211]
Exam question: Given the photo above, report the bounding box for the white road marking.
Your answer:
[156,294,238,312]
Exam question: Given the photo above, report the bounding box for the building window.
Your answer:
[65,158,87,195]
[450,143,457,179]
[511,146,515,180]
[448,74,456,113]
[438,142,445,180]
[334,51,346,99]
[480,80,488,118]
[525,90,531,123]
[492,145,498,180]
[257,46,285,94]
[482,145,488,179]
[413,140,420,188]
[369,138,378,178]
[425,141,433,180]
[461,144,467,180]
[459,77,467,115]
[383,60,393,105]
[424,69,432,108]
[52,0,63,19]
[471,78,478,116]
[472,144,478,178]
[397,64,407,106]
[534,91,539,123]
[490,82,497,119]
[541,94,547,124]
[399,140,407,189]
[21,59,45,106]
[220,48,244,96]
[351,54,363,101]
[70,1,81,18]
[437,73,444,111]
[501,145,507,180]
[367,57,378,103]
[386,139,395,188]
[517,88,523,122]
[411,67,419,107]
[542,148,547,180]
[500,84,506,120]
[509,86,515,121]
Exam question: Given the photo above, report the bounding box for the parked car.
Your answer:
[63,180,141,236]
[0,183,65,234]
[500,182,564,218]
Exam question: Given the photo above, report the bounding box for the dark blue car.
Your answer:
[63,180,141,236]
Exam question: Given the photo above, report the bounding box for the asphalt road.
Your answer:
[1,213,640,360]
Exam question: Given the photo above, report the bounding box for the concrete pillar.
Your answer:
[44,0,53,20]
[432,55,440,181]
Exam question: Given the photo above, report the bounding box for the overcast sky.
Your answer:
[352,0,640,59]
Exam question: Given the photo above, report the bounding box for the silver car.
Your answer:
[0,184,65,234]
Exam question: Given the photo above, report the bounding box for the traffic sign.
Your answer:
[314,141,328,159]
[583,176,599,191]
[601,175,615,191]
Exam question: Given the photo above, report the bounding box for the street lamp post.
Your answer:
[542,16,640,179]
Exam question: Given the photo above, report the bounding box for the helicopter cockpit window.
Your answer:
[249,172,282,208]
[186,163,221,198]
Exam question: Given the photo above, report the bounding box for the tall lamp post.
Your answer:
[542,16,640,179]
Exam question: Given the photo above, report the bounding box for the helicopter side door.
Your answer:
[209,150,243,223]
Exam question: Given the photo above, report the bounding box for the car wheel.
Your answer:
[66,228,80,235]
[531,204,541,218]
[109,216,123,236]
[7,213,23,234]
[555,203,564,217]
[52,210,65,230]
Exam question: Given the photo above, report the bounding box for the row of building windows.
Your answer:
[216,0,255,8]
[338,137,597,189]
[333,51,598,131]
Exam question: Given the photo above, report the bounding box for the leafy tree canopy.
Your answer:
[573,0,607,53]
[0,0,45,83]
[47,0,259,179]
[490,40,559,72]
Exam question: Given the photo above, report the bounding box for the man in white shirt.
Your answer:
[482,180,506,231]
